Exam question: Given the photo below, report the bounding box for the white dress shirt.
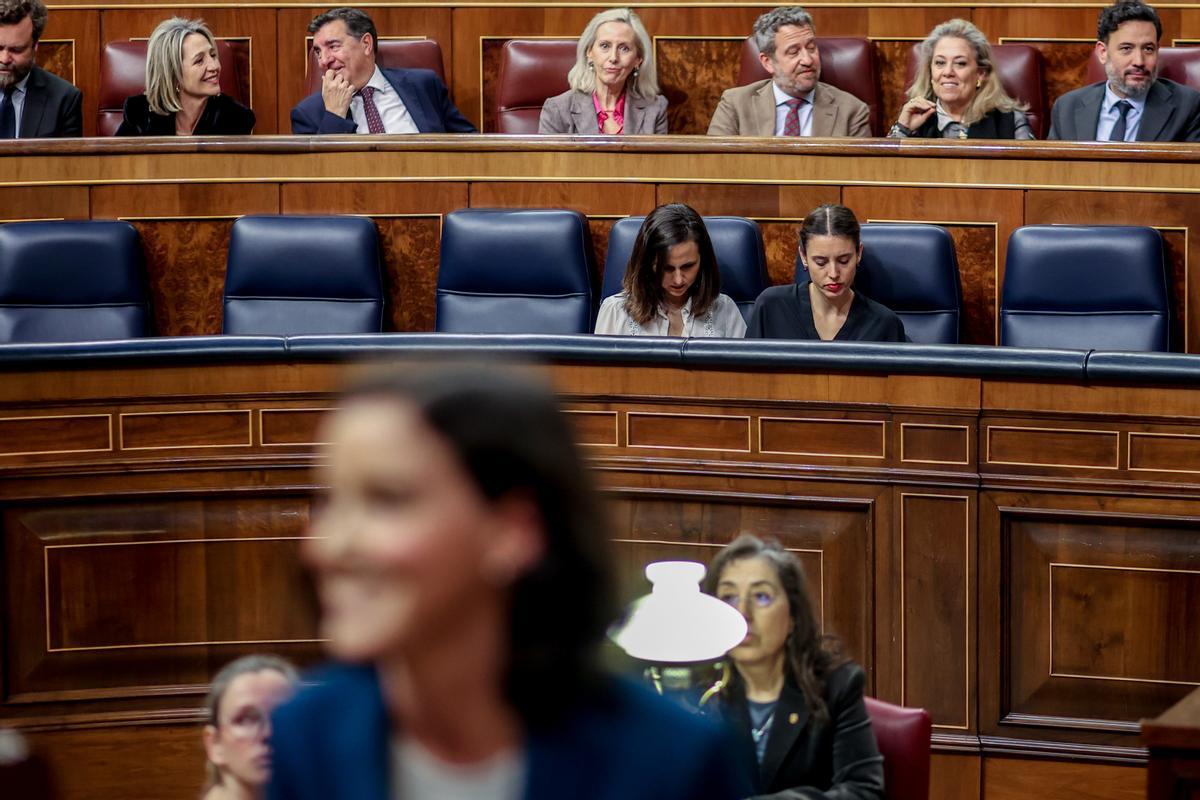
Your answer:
[594,293,747,338]
[1095,83,1145,142]
[352,65,419,134]
[2,72,30,138]
[772,82,815,137]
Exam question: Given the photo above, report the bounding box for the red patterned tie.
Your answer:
[783,97,805,137]
[357,86,385,134]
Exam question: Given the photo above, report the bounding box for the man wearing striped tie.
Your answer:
[291,7,476,135]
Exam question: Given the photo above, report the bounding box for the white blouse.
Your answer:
[594,293,747,338]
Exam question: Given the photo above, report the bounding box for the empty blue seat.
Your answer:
[601,215,768,324]
[223,215,384,336]
[436,209,593,334]
[1001,226,1168,351]
[0,220,149,343]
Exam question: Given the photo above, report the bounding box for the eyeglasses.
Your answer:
[219,706,272,739]
[718,590,778,610]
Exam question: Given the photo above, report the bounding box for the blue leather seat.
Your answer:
[794,223,961,344]
[436,209,593,334]
[223,215,384,336]
[0,220,149,342]
[601,216,768,324]
[1001,226,1169,351]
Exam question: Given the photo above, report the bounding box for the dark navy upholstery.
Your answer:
[794,223,961,344]
[223,215,384,336]
[1001,226,1169,352]
[436,209,594,334]
[0,220,149,343]
[601,216,768,324]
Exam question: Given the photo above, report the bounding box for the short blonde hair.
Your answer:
[567,8,659,98]
[145,17,217,116]
[908,18,1026,126]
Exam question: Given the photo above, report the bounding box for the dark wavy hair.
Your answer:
[0,0,48,41]
[799,203,861,254]
[343,361,616,728]
[703,533,846,725]
[1098,0,1161,43]
[308,6,378,46]
[621,203,722,326]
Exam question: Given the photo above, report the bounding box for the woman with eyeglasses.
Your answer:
[703,534,884,800]
[203,655,298,800]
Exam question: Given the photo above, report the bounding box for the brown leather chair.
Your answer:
[495,39,577,134]
[1085,45,1200,92]
[905,42,1048,138]
[303,38,446,97]
[736,36,882,136]
[863,698,932,800]
[98,39,247,136]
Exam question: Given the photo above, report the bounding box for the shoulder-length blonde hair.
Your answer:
[567,8,659,98]
[908,18,1026,126]
[145,17,217,116]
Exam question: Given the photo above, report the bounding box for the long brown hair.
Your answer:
[621,203,721,326]
[703,533,846,725]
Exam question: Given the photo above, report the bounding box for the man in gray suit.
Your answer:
[707,7,870,138]
[1049,0,1200,142]
[0,0,81,138]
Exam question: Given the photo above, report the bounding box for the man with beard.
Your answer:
[0,0,81,138]
[1049,0,1200,141]
[707,7,870,138]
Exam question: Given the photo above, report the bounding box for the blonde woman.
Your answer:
[889,19,1033,140]
[116,17,255,136]
[538,8,668,134]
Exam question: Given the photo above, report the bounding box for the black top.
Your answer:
[746,284,907,343]
[115,93,256,136]
[913,107,1018,139]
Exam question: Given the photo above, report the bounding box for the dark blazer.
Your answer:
[913,107,1018,139]
[747,284,907,343]
[714,663,884,800]
[268,663,752,800]
[115,93,256,136]
[290,67,476,134]
[538,89,669,134]
[1048,78,1200,142]
[18,65,82,138]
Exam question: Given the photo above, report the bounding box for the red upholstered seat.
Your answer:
[864,697,932,800]
[736,36,882,136]
[1085,46,1200,91]
[905,43,1048,138]
[495,39,577,133]
[99,39,246,136]
[303,38,446,97]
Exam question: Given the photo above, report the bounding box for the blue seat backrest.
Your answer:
[436,208,594,334]
[223,215,384,336]
[1001,225,1168,352]
[601,216,768,324]
[0,220,149,343]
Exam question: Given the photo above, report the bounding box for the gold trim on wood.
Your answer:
[258,407,334,447]
[0,217,67,223]
[0,413,113,457]
[118,409,254,451]
[1127,430,1200,474]
[563,409,619,447]
[899,422,970,465]
[758,416,886,459]
[624,411,752,453]
[985,424,1121,470]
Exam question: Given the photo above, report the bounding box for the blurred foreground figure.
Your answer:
[269,362,750,800]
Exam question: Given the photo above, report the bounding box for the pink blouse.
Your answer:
[593,92,626,134]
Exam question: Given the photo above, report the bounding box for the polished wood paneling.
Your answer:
[932,753,982,800]
[120,409,251,450]
[760,417,885,459]
[627,411,750,452]
[986,425,1120,470]
[983,757,1145,800]
[1145,687,1200,800]
[42,9,100,137]
[0,414,110,458]
[0,186,88,222]
[260,408,331,446]
[656,37,741,135]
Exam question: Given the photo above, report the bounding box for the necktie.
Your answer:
[782,97,805,137]
[1109,100,1132,142]
[357,86,385,134]
[0,85,16,140]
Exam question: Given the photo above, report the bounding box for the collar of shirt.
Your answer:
[772,82,815,108]
[655,297,695,321]
[8,71,30,98]
[364,65,391,96]
[1102,82,1146,116]
[933,100,964,133]
[593,90,625,129]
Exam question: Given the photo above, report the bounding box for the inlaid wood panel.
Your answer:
[41,9,100,137]
[986,425,1120,470]
[0,186,88,222]
[259,408,332,446]
[875,39,919,128]
[38,42,74,86]
[899,420,973,467]
[983,757,1145,800]
[761,417,886,459]
[656,38,741,135]
[1129,431,1200,474]
[0,414,111,458]
[120,410,252,450]
[564,409,619,446]
[627,412,751,452]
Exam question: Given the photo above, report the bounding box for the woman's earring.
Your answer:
[587,61,594,70]
[632,67,639,76]
[976,78,982,88]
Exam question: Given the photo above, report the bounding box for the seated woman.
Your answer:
[704,534,884,800]
[202,655,297,800]
[595,203,746,338]
[747,204,906,342]
[116,17,255,136]
[889,19,1033,140]
[539,8,668,134]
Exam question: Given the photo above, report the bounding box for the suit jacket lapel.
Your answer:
[625,94,648,134]
[1138,80,1175,141]
[333,668,391,799]
[568,90,601,134]
[753,81,776,136]
[383,69,431,133]
[810,83,837,137]
[759,685,809,791]
[19,67,48,138]
[1075,83,1105,140]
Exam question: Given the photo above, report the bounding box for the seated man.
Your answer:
[291,6,475,135]
[1049,0,1200,141]
[0,0,82,138]
[707,6,869,138]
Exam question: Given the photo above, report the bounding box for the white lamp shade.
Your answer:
[611,560,748,663]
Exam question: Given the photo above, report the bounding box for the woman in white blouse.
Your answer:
[595,203,747,338]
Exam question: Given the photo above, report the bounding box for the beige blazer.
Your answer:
[538,89,669,134]
[707,79,870,137]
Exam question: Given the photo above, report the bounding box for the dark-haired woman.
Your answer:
[268,363,750,800]
[747,204,906,342]
[595,204,746,338]
[704,534,884,799]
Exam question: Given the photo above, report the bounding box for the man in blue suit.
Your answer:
[291,7,475,135]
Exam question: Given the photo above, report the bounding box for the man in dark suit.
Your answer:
[291,7,475,135]
[1049,0,1200,142]
[0,0,82,138]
